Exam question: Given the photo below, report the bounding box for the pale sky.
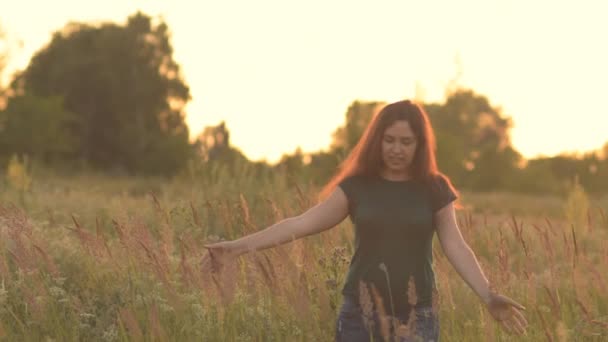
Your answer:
[2,0,607,163]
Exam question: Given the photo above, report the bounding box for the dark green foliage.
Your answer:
[6,12,192,175]
[0,95,78,165]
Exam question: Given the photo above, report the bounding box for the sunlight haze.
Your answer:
[2,0,607,163]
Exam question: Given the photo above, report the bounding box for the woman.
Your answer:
[203,100,528,341]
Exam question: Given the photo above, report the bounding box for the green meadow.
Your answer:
[0,165,606,341]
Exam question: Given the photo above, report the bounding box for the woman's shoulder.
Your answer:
[427,172,453,188]
[338,173,376,194]
[425,172,458,211]
[339,173,363,188]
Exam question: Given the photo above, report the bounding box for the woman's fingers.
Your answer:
[496,308,527,335]
[201,252,216,274]
[499,294,526,311]
[500,319,514,334]
[201,249,224,274]
[510,314,527,335]
[511,307,528,328]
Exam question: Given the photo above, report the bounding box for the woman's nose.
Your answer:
[391,144,403,153]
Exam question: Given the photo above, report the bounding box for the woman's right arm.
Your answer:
[229,186,349,256]
[203,186,349,262]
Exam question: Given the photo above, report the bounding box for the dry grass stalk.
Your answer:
[370,283,391,341]
[158,224,174,266]
[599,208,607,228]
[2,206,37,273]
[20,272,48,321]
[543,285,562,320]
[497,226,510,284]
[136,240,175,296]
[0,249,9,281]
[69,215,107,259]
[555,320,569,342]
[205,257,238,307]
[396,276,418,339]
[238,193,257,235]
[112,219,128,249]
[407,275,418,307]
[378,262,396,319]
[6,237,34,272]
[575,297,592,322]
[536,308,555,342]
[96,217,113,259]
[294,182,309,211]
[253,253,276,291]
[437,266,455,310]
[119,307,144,341]
[149,193,174,261]
[218,199,235,238]
[431,287,440,315]
[511,214,529,257]
[544,217,557,236]
[265,198,283,223]
[290,271,313,322]
[561,230,572,261]
[271,241,311,315]
[571,267,592,321]
[202,200,214,237]
[190,201,202,228]
[588,264,607,293]
[358,281,375,331]
[272,244,300,291]
[45,207,56,227]
[31,243,59,277]
[148,303,167,342]
[0,203,33,235]
[177,237,197,289]
[570,225,579,259]
[589,319,608,329]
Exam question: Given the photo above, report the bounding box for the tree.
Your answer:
[0,95,78,165]
[331,100,384,159]
[195,121,232,162]
[10,12,192,175]
[193,121,249,168]
[426,89,522,190]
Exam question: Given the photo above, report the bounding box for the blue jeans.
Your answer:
[335,295,440,342]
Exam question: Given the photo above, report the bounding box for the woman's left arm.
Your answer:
[434,202,491,304]
[435,202,528,335]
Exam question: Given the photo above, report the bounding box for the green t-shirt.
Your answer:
[338,173,457,317]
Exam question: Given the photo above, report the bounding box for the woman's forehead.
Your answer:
[384,120,415,137]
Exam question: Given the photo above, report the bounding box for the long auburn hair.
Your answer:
[320,100,456,199]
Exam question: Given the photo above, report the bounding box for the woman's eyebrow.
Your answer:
[384,133,415,139]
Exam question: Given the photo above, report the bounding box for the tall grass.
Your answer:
[0,170,606,341]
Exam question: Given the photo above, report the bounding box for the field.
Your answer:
[0,170,607,341]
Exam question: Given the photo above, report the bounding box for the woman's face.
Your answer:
[381,120,417,175]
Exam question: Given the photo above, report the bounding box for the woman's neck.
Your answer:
[380,169,412,181]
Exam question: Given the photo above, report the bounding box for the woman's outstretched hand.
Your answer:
[201,241,241,275]
[485,292,528,335]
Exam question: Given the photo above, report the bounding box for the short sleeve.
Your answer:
[337,175,358,213]
[429,174,458,213]
[338,176,356,201]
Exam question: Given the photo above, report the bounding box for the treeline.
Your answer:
[196,92,608,196]
[0,12,606,195]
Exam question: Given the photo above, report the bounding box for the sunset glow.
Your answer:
[3,0,607,163]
